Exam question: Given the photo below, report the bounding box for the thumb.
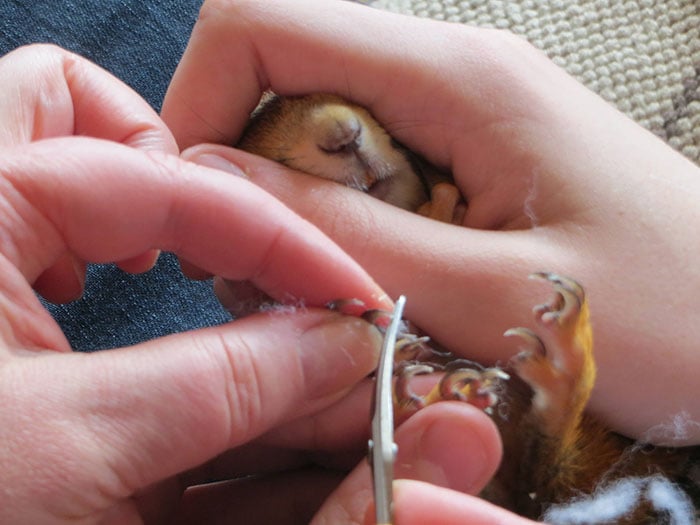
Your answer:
[383,480,540,525]
[0,310,381,522]
[312,402,502,524]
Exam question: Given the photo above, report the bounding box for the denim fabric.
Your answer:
[0,0,232,351]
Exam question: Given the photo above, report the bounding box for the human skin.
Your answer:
[0,42,496,524]
[161,0,700,521]
[164,0,700,444]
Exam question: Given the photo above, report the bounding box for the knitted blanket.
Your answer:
[370,0,700,163]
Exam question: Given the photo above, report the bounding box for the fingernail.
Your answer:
[408,404,497,493]
[190,153,248,178]
[300,316,382,400]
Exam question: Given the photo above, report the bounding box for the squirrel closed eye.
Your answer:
[237,92,464,222]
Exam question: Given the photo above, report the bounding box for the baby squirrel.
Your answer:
[236,93,700,523]
[237,92,466,224]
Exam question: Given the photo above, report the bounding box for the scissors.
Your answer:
[368,295,406,525]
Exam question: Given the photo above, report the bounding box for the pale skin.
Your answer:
[5,0,700,523]
[161,0,700,522]
[0,42,508,524]
[165,0,700,442]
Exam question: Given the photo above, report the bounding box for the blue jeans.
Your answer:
[0,0,232,350]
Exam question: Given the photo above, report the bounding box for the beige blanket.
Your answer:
[370,0,700,164]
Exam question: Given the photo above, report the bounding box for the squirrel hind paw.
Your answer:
[506,274,595,439]
[394,361,509,421]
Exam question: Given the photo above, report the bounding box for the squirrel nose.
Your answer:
[313,106,363,154]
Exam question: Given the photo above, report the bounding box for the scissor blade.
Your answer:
[370,295,406,525]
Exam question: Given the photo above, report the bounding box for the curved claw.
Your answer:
[439,368,482,401]
[444,358,488,372]
[529,272,585,325]
[438,367,509,411]
[395,335,432,362]
[504,327,546,357]
[394,363,436,412]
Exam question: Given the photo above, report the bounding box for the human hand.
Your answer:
[0,43,399,524]
[172,399,508,524]
[163,0,700,444]
[313,403,536,525]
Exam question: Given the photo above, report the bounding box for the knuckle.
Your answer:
[213,330,267,442]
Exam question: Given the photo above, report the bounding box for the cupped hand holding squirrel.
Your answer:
[168,0,700,443]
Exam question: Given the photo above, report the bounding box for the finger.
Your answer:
[213,277,274,318]
[115,249,161,274]
[312,402,502,524]
[0,254,72,353]
[179,257,213,281]
[32,251,86,304]
[0,138,389,335]
[184,146,546,363]
[0,44,176,152]
[33,248,158,305]
[0,310,381,520]
[379,480,539,525]
[0,44,178,302]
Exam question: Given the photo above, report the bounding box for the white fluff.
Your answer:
[646,477,695,525]
[542,475,695,524]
